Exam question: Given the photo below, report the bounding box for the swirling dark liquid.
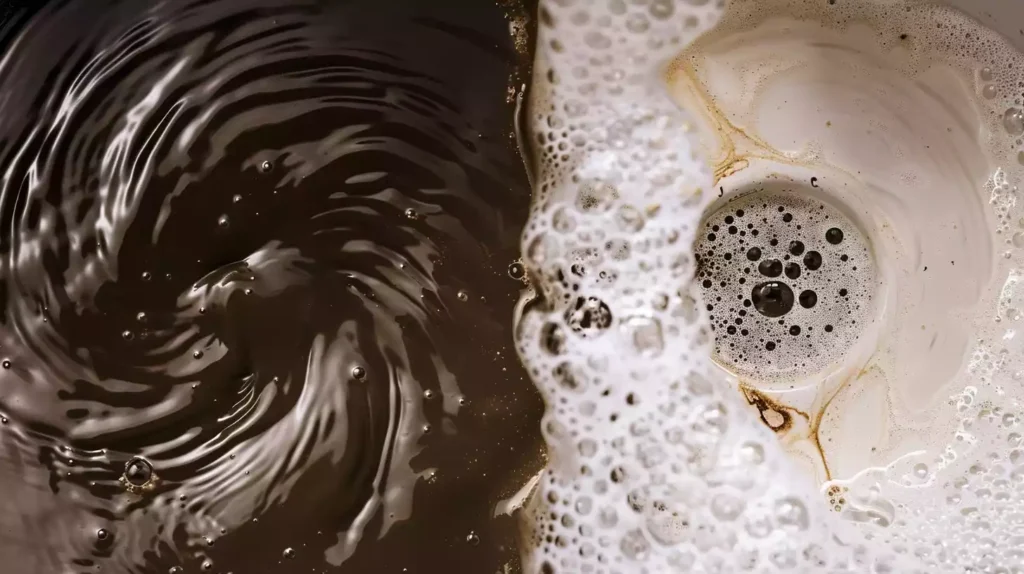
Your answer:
[0,0,542,572]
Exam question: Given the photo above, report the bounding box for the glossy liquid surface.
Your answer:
[0,1,542,571]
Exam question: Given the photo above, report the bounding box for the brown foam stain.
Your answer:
[739,383,833,480]
[665,58,806,185]
[738,358,880,484]
[740,384,803,433]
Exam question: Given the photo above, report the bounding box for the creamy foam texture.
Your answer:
[673,1,1024,563]
[517,0,1024,572]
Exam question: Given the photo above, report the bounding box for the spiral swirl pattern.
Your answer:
[0,0,542,571]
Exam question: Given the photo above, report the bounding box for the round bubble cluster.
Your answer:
[514,0,913,572]
[696,191,876,382]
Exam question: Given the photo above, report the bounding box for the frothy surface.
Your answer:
[520,0,1024,572]
[517,0,908,571]
[697,186,877,383]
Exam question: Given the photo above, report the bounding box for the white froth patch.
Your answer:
[659,0,1024,571]
[518,0,1024,572]
[514,0,918,572]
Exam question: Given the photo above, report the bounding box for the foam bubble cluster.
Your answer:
[696,189,876,382]
[514,0,912,571]
[515,0,1024,572]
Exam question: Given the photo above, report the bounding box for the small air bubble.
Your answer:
[757,259,782,278]
[784,262,801,279]
[913,463,930,479]
[774,497,809,531]
[799,290,817,309]
[1004,107,1024,136]
[740,442,765,465]
[803,251,822,270]
[649,0,673,20]
[625,13,650,33]
[123,457,154,488]
[508,262,526,280]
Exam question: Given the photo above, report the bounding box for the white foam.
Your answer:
[514,0,911,571]
[517,0,1024,572]
[667,1,1024,571]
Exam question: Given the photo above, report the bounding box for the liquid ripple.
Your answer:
[0,0,542,571]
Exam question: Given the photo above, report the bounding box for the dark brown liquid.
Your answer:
[0,0,543,571]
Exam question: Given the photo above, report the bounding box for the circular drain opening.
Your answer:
[696,187,878,383]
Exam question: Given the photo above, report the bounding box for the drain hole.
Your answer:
[695,189,876,382]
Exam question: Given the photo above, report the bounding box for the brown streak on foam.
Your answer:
[740,382,838,482]
[812,362,881,481]
[740,384,802,432]
[738,384,841,482]
[665,59,800,185]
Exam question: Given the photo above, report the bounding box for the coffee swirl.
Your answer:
[0,1,542,571]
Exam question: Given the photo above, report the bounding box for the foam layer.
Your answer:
[515,0,910,571]
[667,2,1024,569]
[518,0,1024,572]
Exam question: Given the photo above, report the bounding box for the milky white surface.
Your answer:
[516,0,1024,572]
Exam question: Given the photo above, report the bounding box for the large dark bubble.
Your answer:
[0,0,542,571]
